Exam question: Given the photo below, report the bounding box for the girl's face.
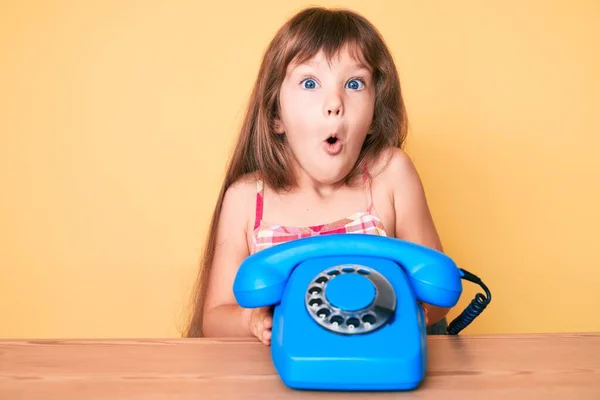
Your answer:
[275,45,376,186]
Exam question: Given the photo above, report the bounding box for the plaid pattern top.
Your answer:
[251,174,388,254]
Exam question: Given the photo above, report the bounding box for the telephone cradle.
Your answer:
[233,233,491,391]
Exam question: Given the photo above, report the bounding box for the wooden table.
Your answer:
[1,333,599,399]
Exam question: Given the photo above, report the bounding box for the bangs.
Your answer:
[283,9,381,71]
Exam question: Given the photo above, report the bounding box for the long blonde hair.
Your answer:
[183,7,408,337]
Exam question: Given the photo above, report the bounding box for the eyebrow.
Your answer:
[290,61,372,75]
[352,62,372,73]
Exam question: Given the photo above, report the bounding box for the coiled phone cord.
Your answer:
[446,268,492,335]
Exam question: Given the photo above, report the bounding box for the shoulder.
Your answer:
[224,172,260,202]
[220,172,261,232]
[369,147,422,193]
[369,147,442,250]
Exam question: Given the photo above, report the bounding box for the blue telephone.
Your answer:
[233,233,491,391]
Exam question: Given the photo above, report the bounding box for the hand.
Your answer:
[247,307,273,345]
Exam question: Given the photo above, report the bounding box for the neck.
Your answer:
[298,174,345,197]
[288,160,347,198]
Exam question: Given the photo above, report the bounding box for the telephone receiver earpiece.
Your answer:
[233,234,463,309]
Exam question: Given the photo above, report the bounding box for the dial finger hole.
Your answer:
[308,298,323,308]
[308,286,322,295]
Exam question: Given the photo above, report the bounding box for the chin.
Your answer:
[295,155,358,185]
[311,167,354,186]
[315,175,345,185]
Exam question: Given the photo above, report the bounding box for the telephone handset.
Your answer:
[234,233,462,308]
[233,233,491,391]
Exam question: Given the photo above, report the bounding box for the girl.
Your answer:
[184,7,450,344]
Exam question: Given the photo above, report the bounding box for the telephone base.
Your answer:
[273,346,427,391]
[282,379,423,392]
[271,255,429,391]
[272,320,428,391]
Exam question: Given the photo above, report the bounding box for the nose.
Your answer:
[324,91,344,117]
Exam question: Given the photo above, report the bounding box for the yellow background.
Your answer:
[1,0,599,338]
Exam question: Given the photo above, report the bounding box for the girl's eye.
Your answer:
[346,79,365,90]
[301,78,318,89]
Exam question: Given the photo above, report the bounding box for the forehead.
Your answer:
[287,43,372,73]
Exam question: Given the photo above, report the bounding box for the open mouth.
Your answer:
[324,134,342,155]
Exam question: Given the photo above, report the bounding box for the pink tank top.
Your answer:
[251,173,388,254]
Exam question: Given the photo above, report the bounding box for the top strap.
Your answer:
[254,179,264,230]
[361,165,374,213]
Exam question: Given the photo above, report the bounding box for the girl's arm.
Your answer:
[201,178,256,337]
[385,148,450,326]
